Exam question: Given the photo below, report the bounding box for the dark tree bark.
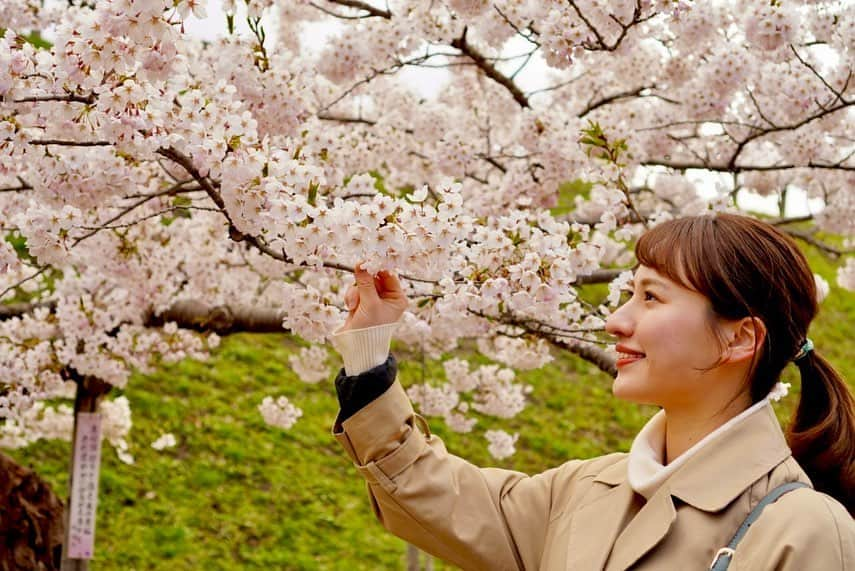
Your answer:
[0,451,64,571]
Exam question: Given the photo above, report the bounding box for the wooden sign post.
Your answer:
[60,373,111,571]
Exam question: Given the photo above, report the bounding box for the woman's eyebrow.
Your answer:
[627,277,669,290]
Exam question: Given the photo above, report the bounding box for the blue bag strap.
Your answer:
[709,482,810,570]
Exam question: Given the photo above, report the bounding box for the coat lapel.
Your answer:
[605,487,676,570]
[566,481,636,571]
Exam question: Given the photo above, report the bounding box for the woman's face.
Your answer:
[604,265,729,409]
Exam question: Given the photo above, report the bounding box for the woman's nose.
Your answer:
[605,303,633,339]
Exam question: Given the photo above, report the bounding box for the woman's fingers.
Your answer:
[353,263,380,302]
[375,270,404,298]
[345,284,359,311]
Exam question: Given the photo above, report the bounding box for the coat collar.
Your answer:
[667,403,793,511]
[579,403,796,570]
[594,402,794,511]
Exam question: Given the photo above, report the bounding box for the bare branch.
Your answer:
[642,159,855,173]
[13,93,95,105]
[769,214,813,226]
[725,99,853,170]
[567,0,652,52]
[317,112,377,126]
[451,27,530,108]
[0,300,54,320]
[579,85,661,118]
[493,5,540,46]
[575,268,627,284]
[0,267,49,301]
[144,299,288,335]
[309,1,376,19]
[545,335,617,377]
[28,139,111,146]
[790,44,850,105]
[526,72,589,98]
[72,181,202,246]
[783,228,848,259]
[325,0,391,19]
[0,178,32,193]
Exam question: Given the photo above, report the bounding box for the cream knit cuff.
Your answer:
[330,322,399,376]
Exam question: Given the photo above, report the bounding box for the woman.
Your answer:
[329,213,855,570]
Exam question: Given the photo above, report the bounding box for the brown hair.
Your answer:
[634,212,854,514]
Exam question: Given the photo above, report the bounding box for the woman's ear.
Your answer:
[723,316,767,364]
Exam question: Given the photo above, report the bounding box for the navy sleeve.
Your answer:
[334,354,398,421]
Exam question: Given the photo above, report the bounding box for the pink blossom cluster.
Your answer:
[289,345,332,384]
[259,396,303,430]
[407,358,532,457]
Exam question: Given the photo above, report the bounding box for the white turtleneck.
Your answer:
[627,398,772,499]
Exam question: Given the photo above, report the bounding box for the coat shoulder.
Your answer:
[547,452,628,514]
[736,488,855,569]
[556,451,628,482]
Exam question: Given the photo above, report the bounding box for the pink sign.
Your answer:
[68,413,102,559]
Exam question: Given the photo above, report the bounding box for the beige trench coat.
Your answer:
[334,381,855,570]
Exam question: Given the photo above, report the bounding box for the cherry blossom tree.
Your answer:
[0,0,852,463]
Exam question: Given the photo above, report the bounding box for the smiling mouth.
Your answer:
[616,354,645,367]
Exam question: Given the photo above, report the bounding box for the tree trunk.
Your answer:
[0,451,64,571]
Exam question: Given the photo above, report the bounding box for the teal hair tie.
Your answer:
[793,338,814,362]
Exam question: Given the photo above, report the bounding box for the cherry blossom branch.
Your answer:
[325,0,391,19]
[544,335,617,377]
[567,0,652,52]
[467,308,617,375]
[123,181,202,199]
[13,93,95,105]
[72,181,203,245]
[144,299,288,335]
[789,45,850,105]
[451,27,530,109]
[0,300,54,319]
[0,185,32,192]
[525,72,589,98]
[493,5,540,46]
[316,112,377,126]
[725,99,852,170]
[0,267,49,301]
[0,177,32,192]
[578,86,679,118]
[641,159,855,173]
[76,205,220,234]
[28,139,111,146]
[782,228,849,258]
[154,147,439,282]
[575,269,626,284]
[309,1,376,20]
[770,214,813,226]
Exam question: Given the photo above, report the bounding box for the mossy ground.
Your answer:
[10,244,853,570]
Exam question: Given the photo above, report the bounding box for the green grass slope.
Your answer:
[10,245,854,570]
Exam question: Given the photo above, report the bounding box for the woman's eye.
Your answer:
[643,291,657,302]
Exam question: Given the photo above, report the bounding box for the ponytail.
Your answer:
[787,351,855,515]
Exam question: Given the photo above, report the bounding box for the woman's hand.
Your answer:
[339,264,409,332]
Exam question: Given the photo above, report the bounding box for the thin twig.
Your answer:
[0,267,49,301]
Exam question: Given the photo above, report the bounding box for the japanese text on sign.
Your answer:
[68,413,103,559]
